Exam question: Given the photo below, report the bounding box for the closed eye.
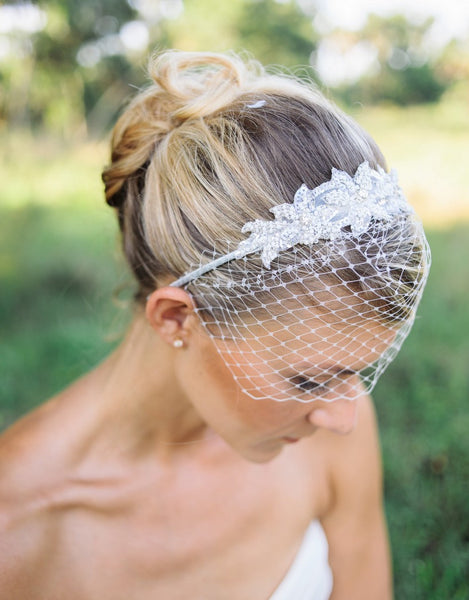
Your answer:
[290,375,324,393]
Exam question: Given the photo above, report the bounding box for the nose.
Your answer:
[307,398,358,435]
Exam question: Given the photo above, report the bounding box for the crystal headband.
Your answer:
[170,161,412,288]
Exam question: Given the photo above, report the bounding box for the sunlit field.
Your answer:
[1,100,468,598]
[352,100,469,228]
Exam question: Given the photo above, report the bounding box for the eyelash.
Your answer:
[290,375,324,394]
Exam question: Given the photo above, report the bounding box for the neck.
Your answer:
[74,312,209,462]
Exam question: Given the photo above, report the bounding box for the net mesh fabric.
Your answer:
[182,218,429,402]
[170,163,431,403]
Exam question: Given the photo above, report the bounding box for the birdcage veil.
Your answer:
[170,162,431,403]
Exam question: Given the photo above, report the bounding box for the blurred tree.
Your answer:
[163,0,318,70]
[0,1,159,137]
[1,0,320,136]
[162,0,242,52]
[330,14,448,106]
[236,0,318,68]
[1,1,464,137]
[434,36,469,100]
[35,0,135,124]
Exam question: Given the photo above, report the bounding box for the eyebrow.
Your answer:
[294,362,364,376]
[276,306,322,325]
[327,367,356,376]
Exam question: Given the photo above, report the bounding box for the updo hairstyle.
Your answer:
[102,50,425,323]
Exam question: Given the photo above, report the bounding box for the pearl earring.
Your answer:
[173,339,183,349]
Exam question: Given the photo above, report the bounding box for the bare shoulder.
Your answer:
[0,394,66,493]
[324,391,383,496]
[0,373,88,490]
[304,391,383,510]
[315,392,393,599]
[0,400,65,596]
[0,495,52,600]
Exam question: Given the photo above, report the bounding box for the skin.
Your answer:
[0,286,393,600]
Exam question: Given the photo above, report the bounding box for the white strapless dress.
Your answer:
[268,521,333,600]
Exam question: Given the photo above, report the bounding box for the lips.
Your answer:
[282,436,300,444]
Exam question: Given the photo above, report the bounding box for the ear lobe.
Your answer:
[145,287,196,345]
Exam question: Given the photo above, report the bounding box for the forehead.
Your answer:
[195,271,409,402]
[206,305,402,403]
[218,305,397,370]
[206,287,396,378]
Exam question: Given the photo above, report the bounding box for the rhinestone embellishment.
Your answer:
[237,161,411,268]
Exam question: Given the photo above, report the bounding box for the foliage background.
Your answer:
[1,1,468,598]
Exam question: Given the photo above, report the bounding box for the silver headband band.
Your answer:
[170,161,412,288]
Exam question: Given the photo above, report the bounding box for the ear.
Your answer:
[145,287,197,346]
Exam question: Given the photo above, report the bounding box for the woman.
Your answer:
[0,51,430,599]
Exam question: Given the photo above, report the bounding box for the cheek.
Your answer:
[214,344,290,402]
[185,334,307,434]
[180,337,252,426]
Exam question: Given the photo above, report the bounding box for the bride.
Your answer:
[0,50,430,600]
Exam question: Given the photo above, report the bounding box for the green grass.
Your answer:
[350,99,469,228]
[0,135,134,425]
[0,201,131,427]
[1,107,468,597]
[375,226,469,599]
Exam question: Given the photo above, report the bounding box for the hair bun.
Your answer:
[149,50,256,123]
[103,51,260,206]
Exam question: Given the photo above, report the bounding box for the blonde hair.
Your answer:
[102,50,425,321]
